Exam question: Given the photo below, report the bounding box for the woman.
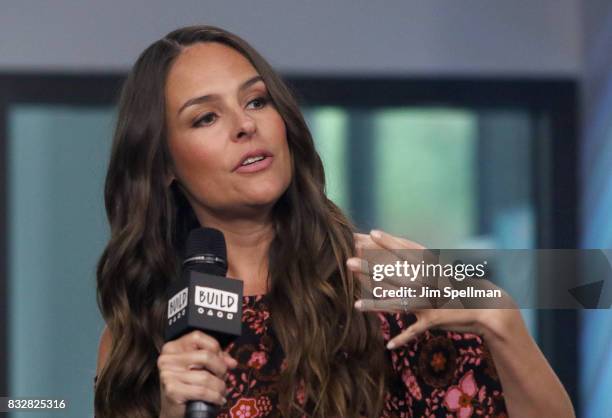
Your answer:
[94,25,574,418]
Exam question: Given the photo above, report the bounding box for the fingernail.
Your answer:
[354,300,363,309]
[371,230,382,239]
[386,341,396,350]
[346,258,360,269]
[223,397,227,404]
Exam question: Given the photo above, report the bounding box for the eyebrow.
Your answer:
[177,75,264,116]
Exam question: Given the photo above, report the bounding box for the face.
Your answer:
[165,42,292,221]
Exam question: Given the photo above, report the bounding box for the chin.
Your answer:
[241,186,285,207]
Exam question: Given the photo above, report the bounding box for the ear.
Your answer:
[164,152,177,188]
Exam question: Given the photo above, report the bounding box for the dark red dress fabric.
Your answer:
[218,295,508,418]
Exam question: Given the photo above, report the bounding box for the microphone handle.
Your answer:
[186,400,218,418]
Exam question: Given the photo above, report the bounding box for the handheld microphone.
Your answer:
[165,227,243,418]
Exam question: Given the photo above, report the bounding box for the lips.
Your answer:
[233,148,274,173]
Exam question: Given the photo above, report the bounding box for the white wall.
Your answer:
[0,0,581,76]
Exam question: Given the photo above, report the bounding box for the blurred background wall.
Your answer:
[0,0,580,75]
[1,1,610,417]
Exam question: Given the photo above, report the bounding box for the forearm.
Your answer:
[481,311,575,418]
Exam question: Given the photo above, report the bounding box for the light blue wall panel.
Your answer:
[8,106,113,418]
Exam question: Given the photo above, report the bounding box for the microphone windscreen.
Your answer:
[184,227,228,276]
[185,227,227,260]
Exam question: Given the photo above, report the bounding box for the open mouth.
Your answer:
[241,155,266,166]
[234,150,274,173]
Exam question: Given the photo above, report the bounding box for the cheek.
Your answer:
[281,142,293,185]
[169,139,225,195]
[282,137,294,185]
[268,114,292,176]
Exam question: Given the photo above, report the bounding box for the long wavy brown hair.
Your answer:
[95,25,389,418]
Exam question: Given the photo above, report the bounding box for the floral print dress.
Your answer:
[218,295,508,418]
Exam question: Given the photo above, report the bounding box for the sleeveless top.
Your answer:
[96,295,508,417]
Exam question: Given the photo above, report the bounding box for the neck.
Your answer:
[194,209,274,296]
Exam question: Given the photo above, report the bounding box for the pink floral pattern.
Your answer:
[230,398,260,418]
[444,370,478,417]
[247,351,268,370]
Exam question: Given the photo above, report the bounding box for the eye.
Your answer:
[246,95,269,110]
[193,112,217,127]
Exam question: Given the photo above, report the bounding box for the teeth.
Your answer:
[241,155,265,166]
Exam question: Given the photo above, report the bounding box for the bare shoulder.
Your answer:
[96,325,113,375]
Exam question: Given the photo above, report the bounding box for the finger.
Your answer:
[355,233,421,268]
[346,257,398,296]
[346,258,372,293]
[161,340,182,355]
[354,232,384,252]
[370,230,425,251]
[183,330,222,353]
[161,378,227,406]
[353,232,370,244]
[161,350,229,378]
[174,369,227,395]
[386,309,489,349]
[353,234,365,258]
[186,350,230,378]
[356,231,427,260]
[346,257,370,275]
[161,330,221,355]
[386,318,431,350]
[370,230,426,261]
[348,257,429,292]
[354,297,432,312]
[354,235,415,264]
[221,351,239,369]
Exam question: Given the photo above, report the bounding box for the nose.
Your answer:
[232,110,256,141]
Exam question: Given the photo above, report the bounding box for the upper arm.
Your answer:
[96,325,113,377]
